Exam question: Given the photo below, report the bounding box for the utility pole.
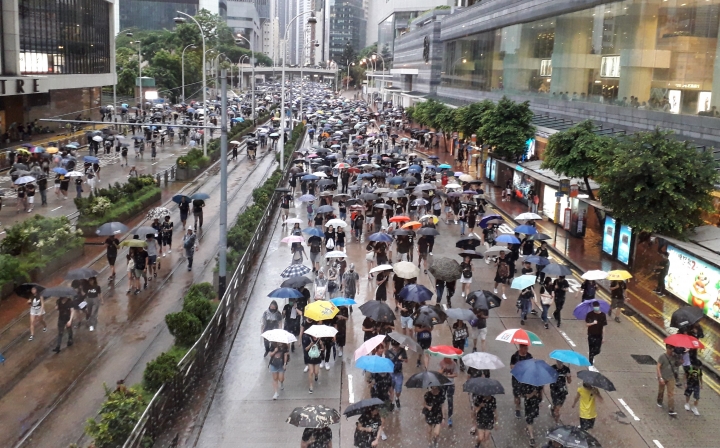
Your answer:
[218,69,228,298]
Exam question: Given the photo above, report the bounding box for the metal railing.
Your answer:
[122,130,304,448]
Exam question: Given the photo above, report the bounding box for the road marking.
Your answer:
[558,330,576,347]
[348,374,355,403]
[653,441,664,448]
[50,206,63,212]
[442,304,447,311]
[618,399,641,421]
[0,231,5,235]
[152,162,158,165]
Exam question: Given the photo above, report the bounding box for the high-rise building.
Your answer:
[328,0,366,63]
[118,0,221,32]
[226,0,262,52]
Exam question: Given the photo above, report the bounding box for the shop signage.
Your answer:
[674,83,700,89]
[0,77,47,96]
[666,245,720,324]
[559,179,570,195]
[563,209,571,230]
[602,215,616,256]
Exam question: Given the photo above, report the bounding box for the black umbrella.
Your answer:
[286,405,340,428]
[281,276,313,288]
[463,378,505,396]
[445,308,477,321]
[318,179,336,187]
[41,286,78,298]
[428,257,462,282]
[576,370,616,391]
[458,249,484,259]
[392,229,412,236]
[670,306,704,328]
[412,305,447,327]
[16,283,45,298]
[275,187,292,193]
[456,236,481,249]
[359,301,396,323]
[528,233,551,241]
[96,221,129,236]
[373,203,393,209]
[542,263,573,276]
[343,398,384,417]
[416,228,440,236]
[65,268,99,280]
[546,425,602,448]
[405,371,453,388]
[359,193,379,201]
[387,331,422,352]
[466,290,502,310]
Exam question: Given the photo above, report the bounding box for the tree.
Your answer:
[479,96,535,161]
[456,100,495,142]
[85,384,149,448]
[595,128,719,235]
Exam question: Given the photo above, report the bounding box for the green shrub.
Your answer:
[0,254,27,290]
[143,348,186,393]
[85,384,150,448]
[187,282,216,301]
[165,311,203,347]
[183,296,214,326]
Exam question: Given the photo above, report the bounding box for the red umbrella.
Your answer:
[389,215,411,223]
[426,345,463,359]
[664,334,704,349]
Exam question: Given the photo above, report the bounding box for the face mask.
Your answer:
[593,307,600,312]
[270,308,277,312]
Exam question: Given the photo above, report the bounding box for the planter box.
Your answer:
[176,165,204,181]
[77,189,162,236]
[0,245,85,300]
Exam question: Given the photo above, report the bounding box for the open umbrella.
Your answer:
[445,308,477,321]
[525,255,550,265]
[463,378,505,396]
[412,305,447,327]
[14,176,36,185]
[286,218,304,225]
[416,227,440,237]
[368,232,393,243]
[316,205,335,213]
[389,215,411,223]
[405,371,452,388]
[325,251,347,259]
[343,398,385,417]
[41,286,78,298]
[458,249,484,259]
[268,287,304,299]
[496,234,521,244]
[15,283,45,298]
[546,425,602,448]
[147,207,170,219]
[511,359,558,386]
[119,240,147,248]
[302,228,325,237]
[262,329,298,344]
[387,331,422,352]
[281,276,312,288]
[399,284,434,303]
[281,235,305,244]
[542,263,573,276]
[479,215,503,228]
[401,221,422,231]
[455,236,482,250]
[466,290,502,310]
[298,194,316,202]
[325,219,347,228]
[393,261,419,279]
[304,302,340,321]
[287,405,340,428]
[330,297,356,307]
[462,352,505,370]
[426,345,463,359]
[356,355,394,373]
[606,270,632,281]
[96,222,129,236]
[305,324,339,338]
[511,275,537,291]
[65,268,99,280]
[354,334,387,360]
[528,233,552,241]
[576,370,616,391]
[549,350,591,367]
[516,212,543,221]
[496,328,543,346]
[514,225,538,235]
[428,257,462,282]
[191,192,210,200]
[133,226,157,236]
[581,270,608,281]
[572,301,610,320]
[359,301,396,323]
[670,306,704,328]
[664,333,704,349]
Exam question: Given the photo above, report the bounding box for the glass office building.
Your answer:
[442,0,720,117]
[120,0,199,31]
[329,0,366,62]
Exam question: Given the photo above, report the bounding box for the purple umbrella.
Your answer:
[572,300,611,320]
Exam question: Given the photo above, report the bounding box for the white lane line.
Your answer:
[348,374,355,403]
[653,441,664,448]
[558,330,576,347]
[152,162,158,166]
[50,206,63,212]
[618,399,641,421]
[0,231,5,235]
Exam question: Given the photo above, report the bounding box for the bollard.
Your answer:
[164,170,169,186]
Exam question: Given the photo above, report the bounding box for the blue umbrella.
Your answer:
[298,194,316,202]
[479,215,503,228]
[358,173,374,179]
[514,225,538,234]
[268,287,304,299]
[525,255,550,265]
[388,176,404,185]
[510,359,558,386]
[549,350,591,367]
[399,284,434,303]
[572,300,610,320]
[191,192,210,200]
[187,107,196,114]
[52,167,68,175]
[511,275,537,291]
[408,167,422,173]
[232,117,244,122]
[317,205,335,213]
[330,297,357,307]
[438,164,452,169]
[302,227,325,237]
[301,174,320,181]
[409,164,422,171]
[356,355,395,373]
[172,194,191,204]
[84,156,99,163]
[496,234,521,244]
[368,232,393,243]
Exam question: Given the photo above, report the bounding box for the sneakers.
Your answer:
[544,323,549,329]
[668,411,677,417]
[43,327,47,332]
[309,388,313,394]
[168,249,171,254]
[315,374,319,382]
[395,398,401,409]
[280,382,284,390]
[520,319,525,325]
[685,403,691,411]
[325,363,330,371]
[502,294,507,300]
[273,392,279,400]
[89,326,95,332]
[29,335,34,341]
[493,288,498,293]
[381,433,388,441]
[338,349,343,357]
[448,418,453,427]
[692,407,700,416]
[304,365,309,373]
[320,361,325,368]
[515,410,522,419]
[53,347,61,353]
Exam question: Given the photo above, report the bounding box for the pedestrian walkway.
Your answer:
[193,175,720,448]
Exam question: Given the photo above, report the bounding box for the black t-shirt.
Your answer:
[610,281,625,300]
[26,184,35,197]
[371,373,393,401]
[362,317,376,341]
[314,214,324,226]
[386,347,407,373]
[161,221,174,235]
[192,199,205,214]
[586,311,607,336]
[302,427,332,448]
[105,237,119,257]
[418,237,429,253]
[57,298,74,322]
[134,249,149,269]
[554,279,569,299]
[473,395,497,424]
[86,285,101,299]
[281,194,291,208]
[511,351,533,369]
[356,413,381,446]
[550,365,571,394]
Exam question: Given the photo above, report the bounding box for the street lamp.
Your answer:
[112,29,133,115]
[131,40,143,108]
[175,12,208,156]
[345,60,355,91]
[226,56,236,91]
[299,39,319,122]
[235,33,256,121]
[239,55,250,91]
[279,12,317,170]
[213,52,227,96]
[181,44,197,103]
[372,53,386,102]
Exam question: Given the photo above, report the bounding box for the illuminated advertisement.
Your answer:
[668,90,682,114]
[617,224,632,264]
[698,92,712,114]
[602,215,616,256]
[666,246,720,324]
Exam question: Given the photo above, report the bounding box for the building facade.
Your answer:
[119,0,199,31]
[329,0,366,63]
[1,0,115,139]
[226,0,262,52]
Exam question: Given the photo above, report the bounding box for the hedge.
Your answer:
[75,176,161,228]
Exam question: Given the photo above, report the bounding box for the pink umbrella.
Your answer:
[307,153,319,158]
[354,334,387,361]
[281,235,304,244]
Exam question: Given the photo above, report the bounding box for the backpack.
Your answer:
[497,261,509,278]
[308,343,321,359]
[310,239,321,253]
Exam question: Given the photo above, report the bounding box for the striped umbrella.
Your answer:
[280,264,312,278]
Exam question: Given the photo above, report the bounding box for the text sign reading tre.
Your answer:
[0,77,48,96]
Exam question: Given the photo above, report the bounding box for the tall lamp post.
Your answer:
[372,53,386,104]
[213,52,227,97]
[113,29,133,116]
[181,44,197,103]
[278,12,317,170]
[345,60,355,91]
[131,40,143,108]
[239,55,250,91]
[235,33,256,121]
[175,12,208,156]
[299,39,319,123]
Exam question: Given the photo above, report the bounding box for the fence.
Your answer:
[122,130,304,448]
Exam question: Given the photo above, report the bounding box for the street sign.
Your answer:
[559,179,570,195]
[555,192,565,197]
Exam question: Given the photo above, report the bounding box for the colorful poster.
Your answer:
[617,224,632,264]
[602,215,616,256]
[668,90,682,114]
[666,246,720,324]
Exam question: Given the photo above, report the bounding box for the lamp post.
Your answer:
[131,40,143,108]
[346,60,354,91]
[181,44,197,103]
[113,29,133,117]
[175,11,208,156]
[372,53,386,104]
[239,55,250,91]
[226,56,236,91]
[279,12,317,170]
[213,52,227,97]
[299,39,319,123]
[235,33,256,121]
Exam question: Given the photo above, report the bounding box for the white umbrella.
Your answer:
[393,261,419,279]
[281,235,305,244]
[459,174,474,182]
[66,171,85,177]
[14,176,36,185]
[369,264,394,274]
[286,218,303,225]
[325,251,347,259]
[325,219,347,228]
[354,334,387,361]
[92,135,103,142]
[230,140,241,145]
[581,270,608,281]
[311,171,328,178]
[462,352,505,370]
[304,325,338,338]
[262,329,297,344]
[445,183,462,189]
[516,212,543,221]
[483,246,509,256]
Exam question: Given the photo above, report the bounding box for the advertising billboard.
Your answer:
[602,215,616,256]
[666,246,720,324]
[617,224,632,264]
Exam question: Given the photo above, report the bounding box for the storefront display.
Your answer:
[617,224,632,264]
[485,159,497,183]
[602,215,617,256]
[542,186,569,225]
[512,170,536,204]
[666,246,720,324]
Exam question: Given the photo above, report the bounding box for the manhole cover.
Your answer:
[631,354,656,365]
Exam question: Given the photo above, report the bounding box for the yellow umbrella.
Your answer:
[304,300,339,321]
[606,270,632,281]
[119,239,148,248]
[419,214,439,224]
[16,148,31,155]
[46,147,59,154]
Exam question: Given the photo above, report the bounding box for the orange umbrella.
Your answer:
[389,215,410,223]
[402,221,422,230]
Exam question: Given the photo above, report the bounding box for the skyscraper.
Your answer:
[329,0,366,63]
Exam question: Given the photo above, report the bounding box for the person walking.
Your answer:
[439,357,459,427]
[369,372,392,441]
[84,277,102,332]
[511,344,533,419]
[683,359,703,416]
[493,251,510,300]
[161,215,174,256]
[27,286,47,341]
[268,342,289,400]
[354,406,382,448]
[25,182,36,212]
[460,255,474,298]
[578,280,598,302]
[552,275,569,327]
[572,382,603,430]
[74,176,83,198]
[524,386,543,446]
[192,198,205,229]
[52,296,75,353]
[473,394,497,448]
[303,333,324,394]
[342,264,360,310]
[423,386,445,448]
[550,360,572,423]
[518,286,535,325]
[539,278,554,329]
[183,227,198,271]
[261,301,283,357]
[586,301,607,365]
[609,280,626,323]
[386,339,408,408]
[179,197,190,230]
[145,233,160,279]
[657,344,680,417]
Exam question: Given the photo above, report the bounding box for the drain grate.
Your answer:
[631,354,656,365]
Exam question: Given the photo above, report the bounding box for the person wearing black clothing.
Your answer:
[280,193,292,225]
[301,427,332,448]
[370,372,393,440]
[178,197,190,229]
[586,301,607,365]
[609,280,626,322]
[133,248,149,294]
[510,345,533,419]
[282,299,301,352]
[354,407,382,448]
[84,277,102,332]
[653,252,670,296]
[192,199,205,229]
[386,340,408,407]
[550,361,572,423]
[524,386,544,446]
[75,177,83,198]
[535,242,549,283]
[423,387,445,447]
[105,236,120,279]
[552,276,569,326]
[161,216,174,255]
[25,183,36,212]
[37,177,48,206]
[53,297,75,353]
[473,395,497,447]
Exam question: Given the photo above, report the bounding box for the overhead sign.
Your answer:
[0,77,48,96]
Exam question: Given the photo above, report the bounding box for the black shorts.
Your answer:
[162,234,172,246]
[550,390,567,407]
[476,419,494,431]
[419,339,432,350]
[107,255,117,266]
[579,418,595,430]
[494,275,508,284]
